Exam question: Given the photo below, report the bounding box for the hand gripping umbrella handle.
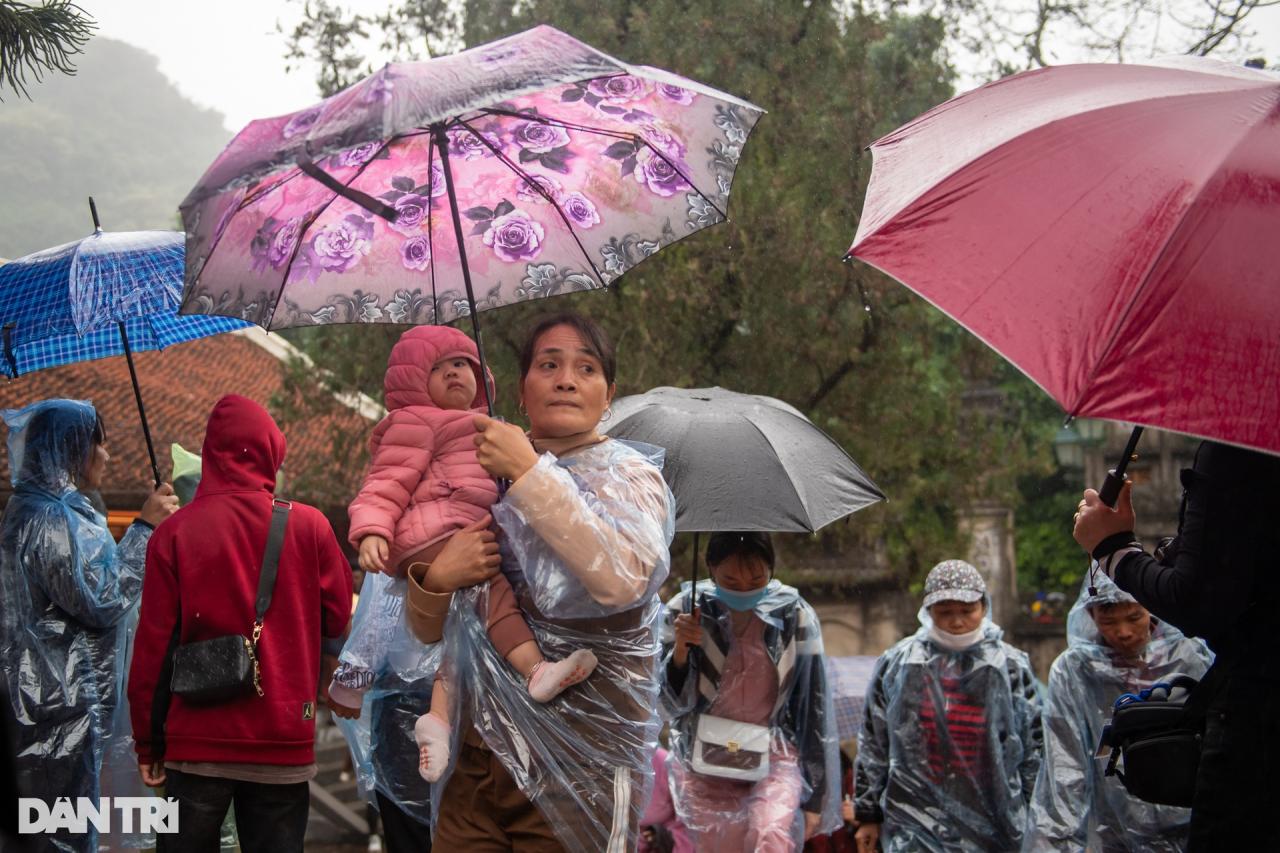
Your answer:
[1098,426,1144,508]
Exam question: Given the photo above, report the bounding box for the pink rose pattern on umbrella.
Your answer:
[448,125,503,159]
[401,235,432,271]
[190,68,757,327]
[516,174,563,204]
[482,208,545,262]
[302,214,375,277]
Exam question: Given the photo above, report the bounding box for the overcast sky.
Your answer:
[90,0,1279,133]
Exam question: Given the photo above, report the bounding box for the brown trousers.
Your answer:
[433,734,567,852]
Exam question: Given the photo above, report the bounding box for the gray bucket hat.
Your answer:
[923,560,986,609]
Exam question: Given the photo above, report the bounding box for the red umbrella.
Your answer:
[846,58,1280,460]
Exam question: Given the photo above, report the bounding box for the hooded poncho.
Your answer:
[0,399,152,852]
[1023,575,1213,852]
[855,599,1043,851]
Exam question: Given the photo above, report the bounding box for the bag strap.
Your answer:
[252,500,292,638]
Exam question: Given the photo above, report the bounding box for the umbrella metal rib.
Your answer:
[476,105,730,221]
[264,135,402,328]
[452,116,610,288]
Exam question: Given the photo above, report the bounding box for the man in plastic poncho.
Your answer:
[0,400,177,853]
[1023,574,1213,851]
[854,560,1043,852]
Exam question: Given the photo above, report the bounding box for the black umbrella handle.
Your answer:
[118,322,162,488]
[1098,426,1144,508]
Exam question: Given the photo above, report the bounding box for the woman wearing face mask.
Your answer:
[853,560,1043,853]
[661,532,841,851]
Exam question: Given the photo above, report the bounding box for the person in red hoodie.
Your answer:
[127,394,352,852]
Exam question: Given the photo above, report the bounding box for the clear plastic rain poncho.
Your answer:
[659,578,842,850]
[333,570,440,824]
[854,599,1043,852]
[1023,575,1213,852]
[434,438,674,853]
[0,400,153,853]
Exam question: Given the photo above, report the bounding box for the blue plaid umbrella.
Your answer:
[0,225,249,484]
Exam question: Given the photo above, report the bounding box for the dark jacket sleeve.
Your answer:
[1106,442,1280,651]
[786,605,833,813]
[854,654,892,824]
[127,525,181,764]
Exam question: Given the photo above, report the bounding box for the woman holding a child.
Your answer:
[397,312,675,852]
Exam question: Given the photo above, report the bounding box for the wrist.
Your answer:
[415,562,452,594]
[1091,531,1140,560]
[131,517,156,531]
[508,447,540,481]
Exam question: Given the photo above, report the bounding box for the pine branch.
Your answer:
[0,0,96,100]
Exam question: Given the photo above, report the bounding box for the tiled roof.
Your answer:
[0,329,378,514]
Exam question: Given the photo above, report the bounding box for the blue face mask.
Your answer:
[712,585,769,612]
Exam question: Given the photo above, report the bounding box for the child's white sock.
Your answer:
[414,711,451,783]
[527,649,598,703]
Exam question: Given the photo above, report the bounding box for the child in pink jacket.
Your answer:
[329,326,596,773]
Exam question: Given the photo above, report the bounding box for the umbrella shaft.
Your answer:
[432,124,495,417]
[118,322,162,488]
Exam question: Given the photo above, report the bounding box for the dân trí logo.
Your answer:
[18,797,178,835]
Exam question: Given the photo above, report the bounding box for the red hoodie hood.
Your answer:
[383,325,494,412]
[196,394,285,497]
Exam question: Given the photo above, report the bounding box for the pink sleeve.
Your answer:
[347,413,435,547]
[641,749,677,827]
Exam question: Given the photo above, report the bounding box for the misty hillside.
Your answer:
[0,37,232,258]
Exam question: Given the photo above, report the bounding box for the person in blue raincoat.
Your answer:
[854,560,1043,852]
[1023,574,1213,851]
[0,400,177,853]
[328,570,439,850]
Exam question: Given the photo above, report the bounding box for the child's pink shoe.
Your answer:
[528,649,598,703]
[414,711,451,783]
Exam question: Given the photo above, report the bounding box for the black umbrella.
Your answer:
[604,386,886,606]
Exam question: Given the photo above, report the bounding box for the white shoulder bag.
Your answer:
[690,714,771,782]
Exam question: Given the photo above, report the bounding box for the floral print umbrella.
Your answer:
[179,24,763,381]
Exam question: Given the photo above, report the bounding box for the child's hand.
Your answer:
[358,535,390,573]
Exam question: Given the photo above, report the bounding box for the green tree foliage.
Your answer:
[0,0,94,100]
[1015,469,1089,595]
[0,37,231,258]
[277,0,1070,584]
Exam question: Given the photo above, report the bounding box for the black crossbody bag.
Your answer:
[1097,671,1218,807]
[170,500,291,704]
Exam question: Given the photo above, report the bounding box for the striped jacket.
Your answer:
[660,580,834,812]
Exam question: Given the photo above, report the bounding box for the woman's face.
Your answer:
[80,443,109,491]
[929,599,985,635]
[710,554,771,592]
[520,324,615,439]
